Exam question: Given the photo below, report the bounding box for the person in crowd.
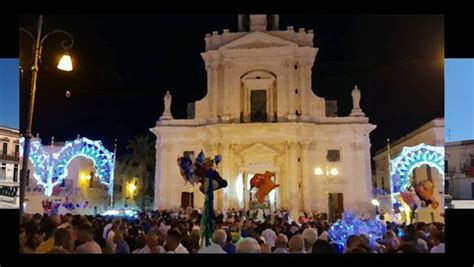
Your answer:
[75,224,102,254]
[164,228,189,253]
[236,237,261,253]
[344,235,361,253]
[48,228,73,254]
[35,218,57,253]
[198,229,227,254]
[273,234,289,253]
[114,231,130,254]
[105,218,121,253]
[288,235,305,253]
[312,239,336,253]
[132,231,165,253]
[302,228,318,253]
[415,230,429,253]
[261,224,277,248]
[428,230,445,253]
[24,230,43,253]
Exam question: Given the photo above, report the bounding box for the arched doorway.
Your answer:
[21,137,115,197]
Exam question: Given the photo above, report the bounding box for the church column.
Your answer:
[299,62,308,118]
[219,142,232,211]
[286,59,297,121]
[205,64,214,119]
[212,61,220,121]
[301,141,311,213]
[287,141,300,219]
[221,60,232,121]
[275,156,284,210]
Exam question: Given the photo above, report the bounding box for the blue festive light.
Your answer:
[328,211,387,249]
[20,137,115,197]
[390,143,444,194]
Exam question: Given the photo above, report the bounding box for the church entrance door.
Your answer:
[328,193,344,222]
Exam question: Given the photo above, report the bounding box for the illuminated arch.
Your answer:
[390,143,444,194]
[21,137,115,197]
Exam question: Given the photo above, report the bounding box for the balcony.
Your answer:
[0,153,20,162]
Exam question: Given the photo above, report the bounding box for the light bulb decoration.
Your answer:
[20,137,115,197]
[389,143,444,207]
[328,211,387,250]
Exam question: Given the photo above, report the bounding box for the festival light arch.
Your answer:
[20,137,115,197]
[390,143,444,195]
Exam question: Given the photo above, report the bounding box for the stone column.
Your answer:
[300,141,311,213]
[286,59,297,121]
[218,142,233,211]
[243,169,249,210]
[205,63,214,119]
[212,61,220,121]
[299,62,310,117]
[275,156,284,210]
[221,60,232,122]
[287,142,300,220]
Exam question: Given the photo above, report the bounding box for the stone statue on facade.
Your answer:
[350,85,365,117]
[160,90,174,120]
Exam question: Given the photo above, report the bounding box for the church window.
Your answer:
[295,89,298,94]
[294,65,298,70]
[327,150,340,162]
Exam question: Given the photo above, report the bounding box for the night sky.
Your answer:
[19,15,444,155]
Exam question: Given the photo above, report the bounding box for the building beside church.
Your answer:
[0,125,20,208]
[150,15,376,220]
[445,139,474,208]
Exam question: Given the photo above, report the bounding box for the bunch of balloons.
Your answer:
[177,150,227,193]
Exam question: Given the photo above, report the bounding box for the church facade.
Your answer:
[150,15,376,220]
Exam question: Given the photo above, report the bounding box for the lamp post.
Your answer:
[19,15,74,216]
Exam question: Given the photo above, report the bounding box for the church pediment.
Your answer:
[240,143,280,157]
[219,31,298,50]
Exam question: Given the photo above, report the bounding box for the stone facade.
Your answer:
[151,15,376,219]
[0,126,20,208]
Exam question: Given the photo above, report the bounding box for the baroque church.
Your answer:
[150,15,376,220]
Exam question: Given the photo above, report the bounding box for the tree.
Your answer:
[118,134,155,211]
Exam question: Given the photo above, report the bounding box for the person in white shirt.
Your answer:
[132,232,165,254]
[164,229,189,254]
[103,218,121,239]
[261,225,277,248]
[235,237,261,253]
[198,229,227,254]
[105,220,121,253]
[75,225,102,254]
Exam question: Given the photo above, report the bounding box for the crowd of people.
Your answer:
[19,208,445,254]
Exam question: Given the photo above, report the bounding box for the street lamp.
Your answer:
[19,15,74,216]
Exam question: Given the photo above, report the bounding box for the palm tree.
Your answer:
[119,135,155,211]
